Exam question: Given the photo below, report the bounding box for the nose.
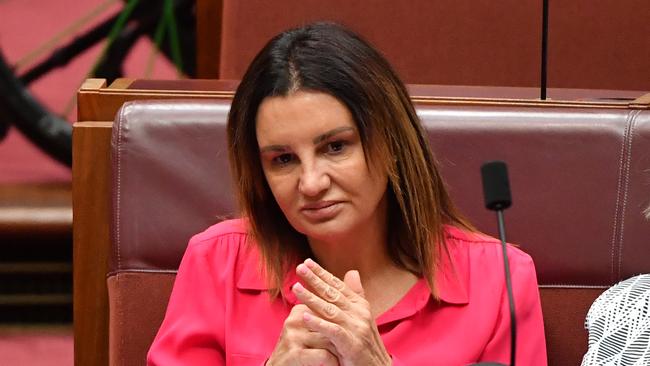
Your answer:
[298,159,330,197]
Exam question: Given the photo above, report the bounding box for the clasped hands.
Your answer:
[266,258,392,366]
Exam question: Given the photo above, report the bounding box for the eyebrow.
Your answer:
[259,126,355,153]
[312,126,355,144]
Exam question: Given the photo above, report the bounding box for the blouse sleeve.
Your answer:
[479,248,548,365]
[147,232,241,366]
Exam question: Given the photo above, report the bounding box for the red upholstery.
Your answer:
[107,96,650,365]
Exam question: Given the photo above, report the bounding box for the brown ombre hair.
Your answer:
[227,22,472,298]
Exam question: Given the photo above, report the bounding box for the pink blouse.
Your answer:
[148,219,547,365]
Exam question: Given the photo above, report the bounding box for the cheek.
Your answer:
[360,166,389,202]
[366,176,388,202]
[264,174,296,210]
[342,156,387,190]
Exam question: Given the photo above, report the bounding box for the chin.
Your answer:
[294,220,355,243]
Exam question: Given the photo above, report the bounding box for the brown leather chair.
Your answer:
[107,98,650,365]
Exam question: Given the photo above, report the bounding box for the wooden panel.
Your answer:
[631,93,650,109]
[219,0,540,86]
[0,183,71,235]
[196,0,223,78]
[72,121,113,366]
[77,78,234,122]
[548,0,650,90]
[540,288,604,366]
[77,79,646,126]
[77,79,108,122]
[217,0,649,90]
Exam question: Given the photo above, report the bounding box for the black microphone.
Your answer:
[472,161,517,366]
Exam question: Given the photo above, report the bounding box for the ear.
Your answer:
[343,270,365,298]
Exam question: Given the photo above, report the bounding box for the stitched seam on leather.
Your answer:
[115,107,125,272]
[609,165,622,282]
[118,275,125,363]
[104,271,610,288]
[617,110,640,279]
[107,269,178,276]
[610,117,630,283]
[104,270,611,289]
[539,284,609,289]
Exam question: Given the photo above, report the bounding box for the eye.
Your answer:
[272,153,293,166]
[326,141,346,154]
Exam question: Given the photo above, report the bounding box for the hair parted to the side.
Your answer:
[227,22,473,298]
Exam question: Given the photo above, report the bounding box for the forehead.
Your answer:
[255,91,356,144]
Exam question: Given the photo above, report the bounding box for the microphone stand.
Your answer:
[472,161,517,366]
[496,209,517,366]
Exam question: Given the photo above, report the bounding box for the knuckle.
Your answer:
[314,266,327,278]
[358,298,371,310]
[324,286,340,302]
[323,303,338,319]
[283,316,295,327]
[306,294,320,308]
[291,304,308,314]
[279,328,295,344]
[360,322,373,336]
[331,276,345,290]
[316,281,328,293]
[286,307,302,320]
[359,307,372,320]
[330,324,344,338]
[286,305,306,324]
[350,319,371,338]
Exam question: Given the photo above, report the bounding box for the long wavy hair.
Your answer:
[227,22,472,298]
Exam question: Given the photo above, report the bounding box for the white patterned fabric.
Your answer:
[581,274,650,366]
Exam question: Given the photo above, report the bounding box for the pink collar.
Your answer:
[235,229,471,324]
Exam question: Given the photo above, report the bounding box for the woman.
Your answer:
[148,22,546,365]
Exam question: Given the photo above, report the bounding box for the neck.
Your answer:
[308,224,392,281]
[306,196,395,281]
[307,212,419,317]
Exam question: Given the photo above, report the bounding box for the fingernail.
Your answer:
[296,264,308,275]
[304,258,316,268]
[292,282,304,293]
[303,312,312,322]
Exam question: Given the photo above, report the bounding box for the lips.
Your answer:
[300,201,343,221]
[301,201,339,210]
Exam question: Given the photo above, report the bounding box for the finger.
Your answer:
[292,282,346,322]
[343,270,365,298]
[297,348,339,366]
[285,304,310,326]
[301,329,335,351]
[283,305,338,356]
[302,311,354,356]
[296,264,347,308]
[301,259,357,299]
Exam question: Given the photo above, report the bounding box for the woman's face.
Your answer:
[256,90,388,243]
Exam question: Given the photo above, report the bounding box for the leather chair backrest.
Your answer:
[108,99,650,365]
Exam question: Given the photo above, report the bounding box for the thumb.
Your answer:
[343,270,365,298]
